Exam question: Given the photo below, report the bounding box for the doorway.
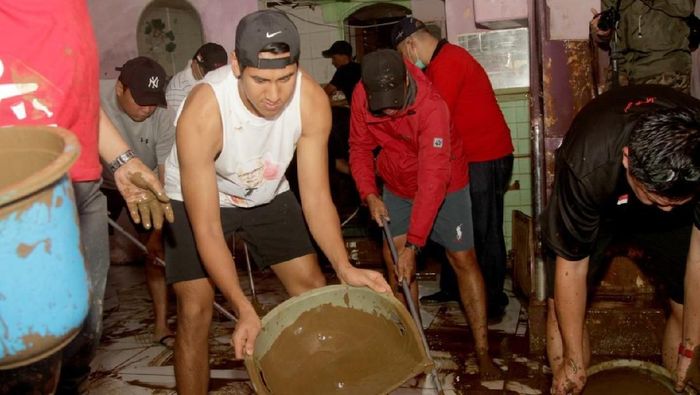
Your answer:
[345,3,411,61]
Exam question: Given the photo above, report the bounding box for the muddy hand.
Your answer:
[366,194,389,227]
[231,308,262,359]
[337,265,391,293]
[396,246,416,283]
[128,171,174,230]
[551,358,586,395]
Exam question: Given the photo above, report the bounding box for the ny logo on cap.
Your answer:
[148,76,160,89]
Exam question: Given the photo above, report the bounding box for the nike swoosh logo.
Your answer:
[266,31,282,38]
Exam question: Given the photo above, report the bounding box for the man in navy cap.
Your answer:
[349,48,500,380]
[162,10,390,394]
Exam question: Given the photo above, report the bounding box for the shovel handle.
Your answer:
[380,218,444,394]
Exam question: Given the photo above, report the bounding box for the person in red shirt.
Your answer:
[393,17,515,321]
[0,1,172,393]
[349,49,500,379]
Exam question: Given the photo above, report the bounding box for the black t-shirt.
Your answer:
[329,61,361,104]
[541,85,700,260]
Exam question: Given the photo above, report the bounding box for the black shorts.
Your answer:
[102,187,150,235]
[545,198,693,304]
[164,190,315,284]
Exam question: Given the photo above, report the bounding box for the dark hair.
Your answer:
[627,108,700,200]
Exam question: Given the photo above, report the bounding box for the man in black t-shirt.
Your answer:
[322,40,361,104]
[321,40,362,208]
[542,85,700,394]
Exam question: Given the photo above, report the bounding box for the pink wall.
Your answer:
[88,0,257,78]
[444,0,479,41]
[444,0,608,41]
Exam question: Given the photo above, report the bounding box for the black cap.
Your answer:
[194,43,228,73]
[116,56,167,107]
[322,40,352,57]
[361,49,406,112]
[235,10,300,69]
[391,16,427,48]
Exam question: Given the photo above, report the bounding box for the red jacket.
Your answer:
[426,42,513,163]
[0,0,101,182]
[350,61,468,246]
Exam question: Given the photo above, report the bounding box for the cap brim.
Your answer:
[322,49,334,58]
[367,88,404,113]
[133,91,167,107]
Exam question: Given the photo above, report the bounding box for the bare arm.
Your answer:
[177,84,254,317]
[323,83,337,97]
[98,108,173,229]
[676,226,700,390]
[297,73,390,293]
[553,255,589,394]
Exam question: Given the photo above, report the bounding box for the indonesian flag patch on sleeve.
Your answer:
[433,137,443,148]
[617,194,628,205]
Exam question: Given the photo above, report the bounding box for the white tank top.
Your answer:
[164,67,302,208]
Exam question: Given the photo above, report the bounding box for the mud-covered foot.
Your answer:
[478,354,503,381]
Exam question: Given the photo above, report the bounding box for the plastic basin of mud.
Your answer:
[583,359,697,395]
[244,285,433,395]
[0,126,88,369]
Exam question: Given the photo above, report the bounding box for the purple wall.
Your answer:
[88,0,257,78]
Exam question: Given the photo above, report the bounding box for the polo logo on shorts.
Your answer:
[433,137,443,148]
[455,224,463,240]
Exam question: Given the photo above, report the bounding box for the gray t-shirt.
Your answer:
[100,79,176,189]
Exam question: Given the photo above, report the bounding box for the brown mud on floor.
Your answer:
[85,264,650,394]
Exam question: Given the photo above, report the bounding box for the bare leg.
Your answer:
[141,231,173,343]
[172,278,215,395]
[664,300,684,372]
[270,253,326,296]
[446,248,500,380]
[145,260,173,342]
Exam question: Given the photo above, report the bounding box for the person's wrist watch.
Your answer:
[405,241,421,254]
[109,149,135,173]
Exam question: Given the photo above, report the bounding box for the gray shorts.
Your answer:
[383,186,475,251]
[164,190,315,284]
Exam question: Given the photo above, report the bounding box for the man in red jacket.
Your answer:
[393,17,515,321]
[349,49,500,379]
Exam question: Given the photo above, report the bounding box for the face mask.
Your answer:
[414,57,426,69]
[412,46,426,69]
[414,59,426,70]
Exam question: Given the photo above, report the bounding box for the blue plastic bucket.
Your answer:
[0,126,88,369]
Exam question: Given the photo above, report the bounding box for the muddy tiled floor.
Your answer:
[84,256,552,395]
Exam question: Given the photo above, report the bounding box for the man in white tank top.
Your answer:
[163,10,390,393]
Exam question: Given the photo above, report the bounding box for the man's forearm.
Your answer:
[98,108,131,163]
[682,227,700,352]
[192,230,253,315]
[554,255,589,363]
[302,193,352,273]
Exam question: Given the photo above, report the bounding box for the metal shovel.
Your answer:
[381,217,444,395]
